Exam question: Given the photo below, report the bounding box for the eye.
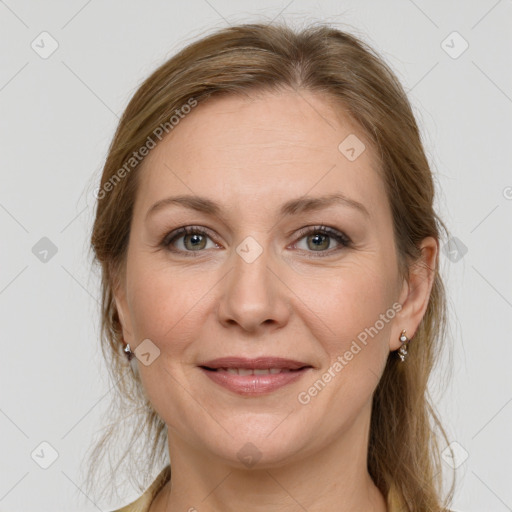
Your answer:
[292,225,351,257]
[162,226,219,256]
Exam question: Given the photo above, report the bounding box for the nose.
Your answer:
[216,239,291,335]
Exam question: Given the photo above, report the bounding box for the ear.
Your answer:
[112,274,135,346]
[389,236,438,351]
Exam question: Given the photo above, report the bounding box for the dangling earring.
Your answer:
[122,339,139,376]
[398,329,409,362]
[123,341,134,361]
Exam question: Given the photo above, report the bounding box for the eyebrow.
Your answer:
[145,192,370,221]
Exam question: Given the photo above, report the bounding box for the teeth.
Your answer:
[219,368,293,375]
[254,369,270,375]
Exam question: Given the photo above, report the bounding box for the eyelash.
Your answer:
[161,225,352,258]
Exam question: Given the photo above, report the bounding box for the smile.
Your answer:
[210,367,302,375]
[199,366,312,395]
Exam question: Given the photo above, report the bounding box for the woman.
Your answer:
[86,21,456,511]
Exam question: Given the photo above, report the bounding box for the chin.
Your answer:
[200,424,313,470]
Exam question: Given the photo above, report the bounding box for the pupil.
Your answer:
[187,234,204,250]
[310,234,328,250]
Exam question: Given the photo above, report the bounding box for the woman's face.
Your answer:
[114,89,421,468]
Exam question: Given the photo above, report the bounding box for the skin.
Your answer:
[114,88,438,512]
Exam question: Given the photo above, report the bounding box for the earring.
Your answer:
[123,340,134,361]
[122,340,139,376]
[398,330,409,362]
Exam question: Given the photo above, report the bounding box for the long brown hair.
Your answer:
[84,21,455,510]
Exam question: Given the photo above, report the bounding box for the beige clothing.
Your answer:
[110,466,461,512]
[111,465,171,512]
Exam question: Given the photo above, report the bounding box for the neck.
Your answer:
[150,402,387,512]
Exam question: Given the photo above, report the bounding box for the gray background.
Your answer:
[1,1,511,511]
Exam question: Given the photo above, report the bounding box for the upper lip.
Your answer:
[199,357,312,370]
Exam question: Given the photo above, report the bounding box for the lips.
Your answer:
[215,368,294,375]
[199,357,311,371]
[198,357,313,395]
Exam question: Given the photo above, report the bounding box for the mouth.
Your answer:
[198,356,312,371]
[198,357,313,395]
[200,367,309,375]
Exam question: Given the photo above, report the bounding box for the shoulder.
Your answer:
[110,465,171,512]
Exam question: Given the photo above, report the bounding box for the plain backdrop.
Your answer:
[0,1,511,511]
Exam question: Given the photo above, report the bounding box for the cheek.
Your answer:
[126,257,214,349]
[298,271,394,412]
[290,264,396,441]
[305,259,395,364]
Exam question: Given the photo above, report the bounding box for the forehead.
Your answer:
[135,89,388,222]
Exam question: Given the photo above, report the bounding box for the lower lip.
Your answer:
[199,368,311,395]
